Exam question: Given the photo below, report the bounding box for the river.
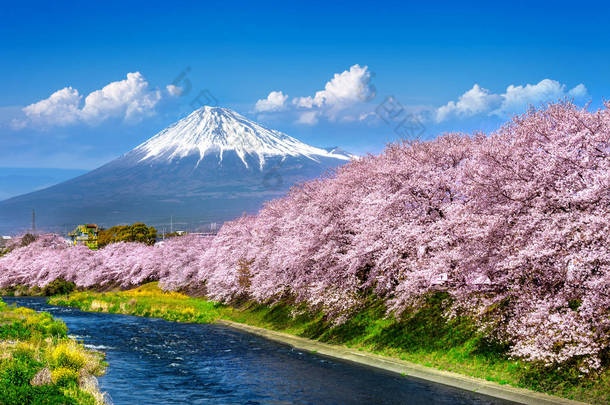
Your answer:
[3,297,517,405]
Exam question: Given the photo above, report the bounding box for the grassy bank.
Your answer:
[0,279,77,298]
[49,283,609,404]
[0,298,107,405]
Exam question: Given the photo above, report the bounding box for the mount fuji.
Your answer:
[0,107,352,234]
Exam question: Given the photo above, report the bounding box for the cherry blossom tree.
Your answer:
[1,101,607,371]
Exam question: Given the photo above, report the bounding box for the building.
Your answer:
[69,224,99,250]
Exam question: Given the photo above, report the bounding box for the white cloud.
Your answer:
[436,79,588,122]
[296,111,319,125]
[436,84,501,122]
[358,111,378,121]
[495,79,585,116]
[19,72,163,128]
[292,96,314,109]
[568,83,587,98]
[22,87,83,126]
[254,90,288,112]
[255,64,376,125]
[80,72,161,123]
[299,64,375,116]
[166,84,183,97]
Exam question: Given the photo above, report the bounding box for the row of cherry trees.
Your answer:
[0,233,211,289]
[1,102,608,372]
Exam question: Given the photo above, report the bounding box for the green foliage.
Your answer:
[0,318,33,340]
[98,223,157,247]
[0,308,67,340]
[568,299,582,311]
[42,279,76,296]
[0,299,105,405]
[53,284,221,324]
[0,282,71,298]
[0,285,36,297]
[0,359,75,405]
[50,344,86,371]
[320,293,484,352]
[163,231,185,238]
[51,367,80,386]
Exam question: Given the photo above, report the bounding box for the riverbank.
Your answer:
[218,319,584,405]
[0,298,107,404]
[49,283,609,404]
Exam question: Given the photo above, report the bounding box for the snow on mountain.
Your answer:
[0,106,354,234]
[320,146,360,160]
[133,106,351,169]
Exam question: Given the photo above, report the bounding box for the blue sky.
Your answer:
[1,1,609,198]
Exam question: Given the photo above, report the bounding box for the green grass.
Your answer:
[50,282,221,323]
[0,299,107,405]
[49,283,609,404]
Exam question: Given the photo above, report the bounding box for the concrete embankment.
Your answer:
[218,320,589,405]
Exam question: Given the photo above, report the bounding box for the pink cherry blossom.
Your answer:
[1,101,608,371]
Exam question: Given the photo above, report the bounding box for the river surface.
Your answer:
[3,297,516,405]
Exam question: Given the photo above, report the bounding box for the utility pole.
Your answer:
[31,209,36,233]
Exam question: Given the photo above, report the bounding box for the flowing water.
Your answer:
[3,297,517,405]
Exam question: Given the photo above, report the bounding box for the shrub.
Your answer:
[51,366,80,386]
[43,278,76,296]
[50,341,86,371]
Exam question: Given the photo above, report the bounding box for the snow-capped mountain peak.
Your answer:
[0,106,354,234]
[134,106,351,169]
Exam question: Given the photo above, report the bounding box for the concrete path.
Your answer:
[217,320,589,405]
